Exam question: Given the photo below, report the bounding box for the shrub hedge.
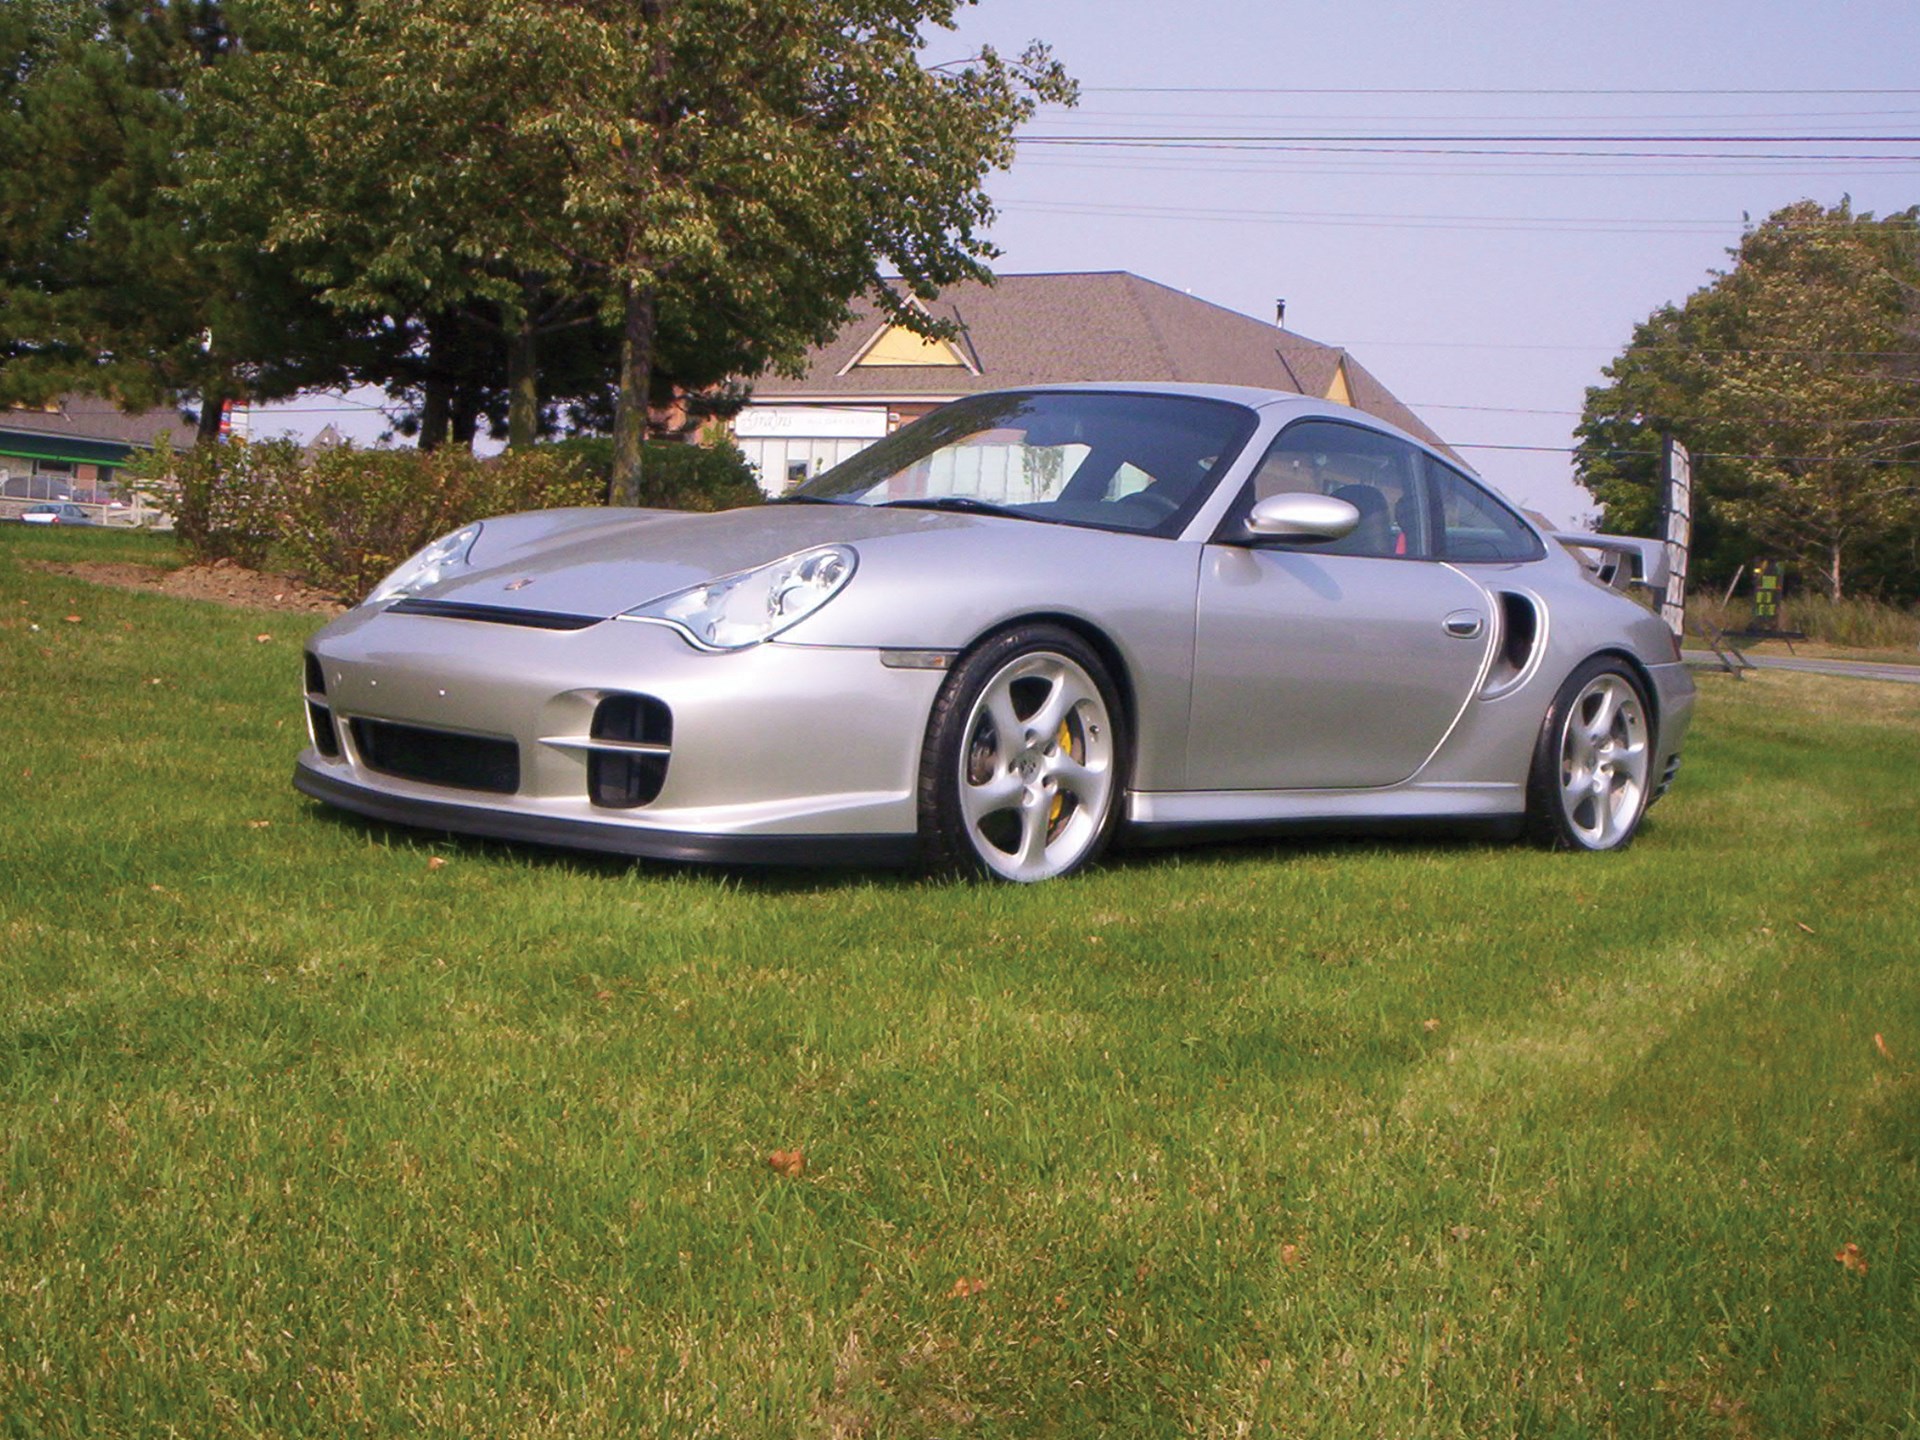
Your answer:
[276,446,601,601]
[537,436,765,513]
[144,436,766,601]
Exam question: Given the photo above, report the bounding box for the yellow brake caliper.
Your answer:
[1048,718,1078,831]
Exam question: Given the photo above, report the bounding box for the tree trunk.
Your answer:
[1829,541,1844,602]
[506,280,540,450]
[610,281,657,507]
[418,379,451,451]
[451,387,482,450]
[196,380,227,445]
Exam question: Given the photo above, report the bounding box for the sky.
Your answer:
[256,0,1920,527]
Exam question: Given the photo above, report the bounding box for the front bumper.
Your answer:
[295,607,947,862]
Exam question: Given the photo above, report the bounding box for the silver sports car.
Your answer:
[295,384,1692,880]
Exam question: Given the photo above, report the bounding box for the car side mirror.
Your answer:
[1239,493,1360,544]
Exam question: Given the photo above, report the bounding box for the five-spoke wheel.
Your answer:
[920,626,1126,881]
[1527,658,1654,851]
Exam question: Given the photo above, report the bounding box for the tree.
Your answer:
[205,0,1069,494]
[506,0,1074,503]
[179,0,587,450]
[1577,200,1920,601]
[0,1,350,437]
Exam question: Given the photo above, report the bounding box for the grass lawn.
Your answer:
[3,527,1916,1438]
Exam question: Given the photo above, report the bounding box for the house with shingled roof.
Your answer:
[1,395,188,506]
[731,271,1448,493]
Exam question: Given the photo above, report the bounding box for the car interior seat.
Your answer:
[1331,483,1393,555]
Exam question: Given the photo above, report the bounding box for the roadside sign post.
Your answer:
[1750,559,1782,634]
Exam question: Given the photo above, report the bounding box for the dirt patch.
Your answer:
[29,558,347,615]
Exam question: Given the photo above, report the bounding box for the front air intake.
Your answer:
[304,652,341,759]
[350,718,520,794]
[587,694,673,808]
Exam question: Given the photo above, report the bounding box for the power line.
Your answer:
[1415,402,1920,427]
[1014,138,1920,164]
[1013,152,1917,181]
[1459,440,1920,462]
[1079,87,1920,97]
[998,198,1739,235]
[1020,131,1920,145]
[1064,107,1920,124]
[1330,339,1920,357]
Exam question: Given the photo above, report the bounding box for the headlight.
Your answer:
[365,522,484,605]
[623,544,856,650]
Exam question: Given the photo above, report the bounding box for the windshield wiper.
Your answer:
[878,496,1048,522]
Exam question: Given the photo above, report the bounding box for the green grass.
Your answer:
[1692,591,1920,656]
[3,526,1917,1438]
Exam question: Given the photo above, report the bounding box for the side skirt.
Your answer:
[1124,782,1527,846]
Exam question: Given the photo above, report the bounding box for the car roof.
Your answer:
[994,382,1476,475]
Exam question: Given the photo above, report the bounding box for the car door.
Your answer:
[1186,419,1493,791]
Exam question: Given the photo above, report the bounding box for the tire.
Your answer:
[1525,656,1655,851]
[918,624,1129,881]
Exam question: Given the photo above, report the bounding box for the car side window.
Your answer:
[1423,458,1544,563]
[1234,420,1431,559]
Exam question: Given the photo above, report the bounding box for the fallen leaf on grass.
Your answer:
[1834,1242,1868,1277]
[1279,1243,1304,1267]
[254,633,273,644]
[1422,1018,1442,1032]
[768,1148,805,1178]
[426,856,447,871]
[594,990,614,1002]
[948,1276,989,1299]
[1795,921,1816,935]
[246,819,271,829]
[64,614,81,624]
[1873,1033,1894,1061]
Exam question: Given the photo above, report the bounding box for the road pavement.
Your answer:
[1683,651,1920,686]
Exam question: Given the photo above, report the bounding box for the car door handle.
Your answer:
[1444,610,1485,639]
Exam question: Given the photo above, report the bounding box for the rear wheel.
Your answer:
[1526,657,1654,851]
[919,625,1127,881]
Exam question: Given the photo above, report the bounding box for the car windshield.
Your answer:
[788,391,1259,536]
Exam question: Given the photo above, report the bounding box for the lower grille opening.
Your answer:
[308,701,342,759]
[304,652,327,697]
[588,694,672,809]
[350,718,520,794]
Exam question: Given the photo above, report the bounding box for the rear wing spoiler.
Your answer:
[1550,533,1669,595]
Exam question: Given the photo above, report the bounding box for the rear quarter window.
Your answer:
[1425,457,1544,563]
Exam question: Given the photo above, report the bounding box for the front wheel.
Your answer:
[919,625,1128,881]
[1526,657,1654,851]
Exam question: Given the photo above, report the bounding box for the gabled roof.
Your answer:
[749,271,1448,451]
[1,395,190,450]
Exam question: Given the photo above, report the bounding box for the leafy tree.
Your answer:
[0,1,348,437]
[1577,200,1920,600]
[180,0,597,450]
[505,0,1074,503]
[205,0,1069,494]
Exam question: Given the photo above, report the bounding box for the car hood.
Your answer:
[410,503,994,618]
